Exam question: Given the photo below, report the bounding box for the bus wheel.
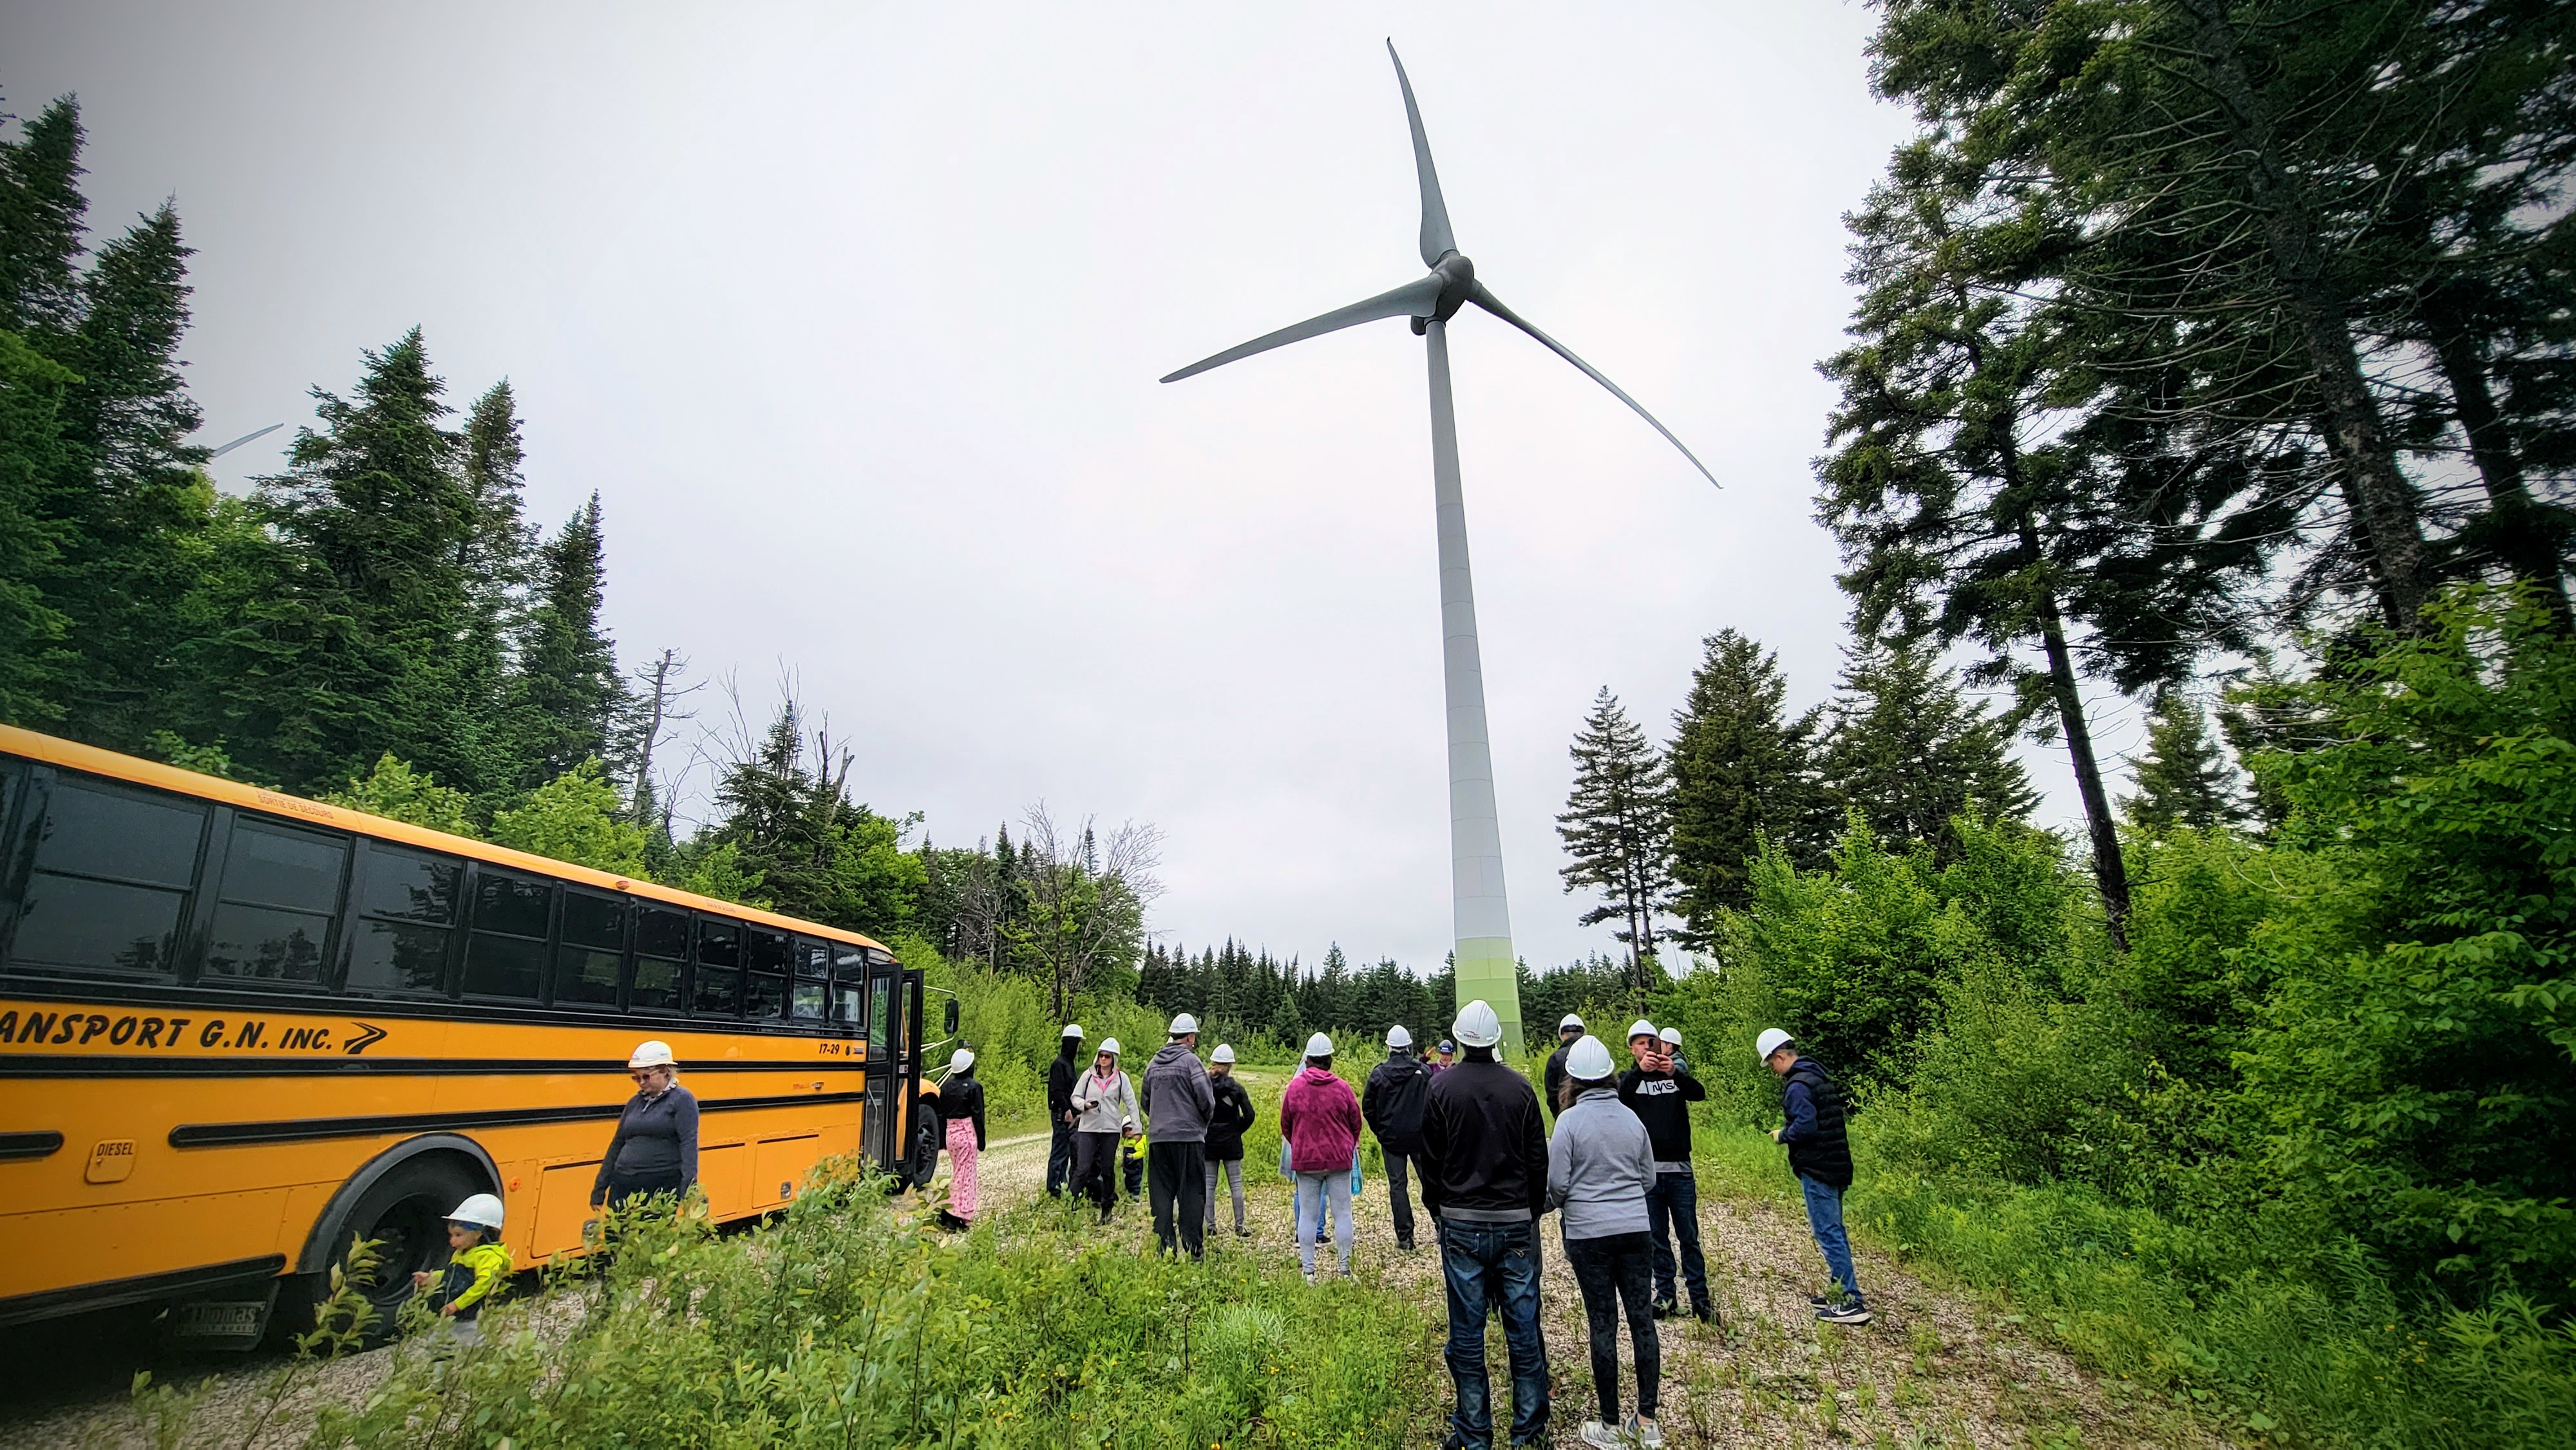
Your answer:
[270,1154,486,1348]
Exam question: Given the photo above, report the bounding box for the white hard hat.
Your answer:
[1303,1032,1335,1059]
[1168,1012,1200,1035]
[1454,1000,1503,1050]
[949,1048,975,1075]
[1211,1043,1236,1064]
[448,1192,506,1231]
[1660,1026,1682,1046]
[1387,1024,1414,1049]
[1559,1013,1585,1031]
[1756,1028,1794,1062]
[1626,1019,1660,1044]
[1099,1037,1122,1057]
[627,1039,675,1069]
[1567,1035,1615,1081]
[1062,1023,1086,1039]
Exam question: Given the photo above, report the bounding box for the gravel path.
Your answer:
[1,1098,2220,1448]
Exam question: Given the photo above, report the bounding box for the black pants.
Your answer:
[1645,1171,1711,1315]
[1072,1131,1120,1218]
[1046,1119,1075,1196]
[1382,1147,1417,1246]
[603,1169,685,1212]
[1564,1231,1660,1424]
[1147,1139,1208,1259]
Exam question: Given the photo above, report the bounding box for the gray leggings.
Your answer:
[1204,1156,1245,1230]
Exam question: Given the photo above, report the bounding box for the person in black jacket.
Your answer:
[1763,1029,1867,1324]
[1362,1025,1434,1250]
[1616,1020,1711,1322]
[1201,1043,1257,1236]
[1541,1013,1584,1124]
[1419,1000,1549,1450]
[1046,1023,1085,1198]
[933,1048,988,1232]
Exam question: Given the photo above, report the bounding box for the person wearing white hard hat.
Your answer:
[591,1040,698,1212]
[1201,1044,1258,1238]
[1280,1031,1363,1281]
[1362,1024,1434,1250]
[927,1048,987,1231]
[1618,1021,1711,1322]
[1139,1011,1217,1259]
[1420,999,1551,1447]
[1763,1030,1867,1324]
[1548,1035,1665,1449]
[1542,1013,1587,1125]
[411,1192,513,1346]
[1658,1025,1690,1077]
[1046,1024,1086,1198]
[1068,1037,1139,1222]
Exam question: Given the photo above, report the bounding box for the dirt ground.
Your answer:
[2,1104,2223,1448]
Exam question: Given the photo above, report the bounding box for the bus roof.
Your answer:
[0,723,893,956]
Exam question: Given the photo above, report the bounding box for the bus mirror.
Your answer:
[943,999,960,1035]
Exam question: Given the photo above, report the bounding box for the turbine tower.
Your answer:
[1162,43,1715,1055]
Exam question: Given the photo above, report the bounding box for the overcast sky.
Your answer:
[8,2,2150,975]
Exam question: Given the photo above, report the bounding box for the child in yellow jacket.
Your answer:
[410,1193,513,1345]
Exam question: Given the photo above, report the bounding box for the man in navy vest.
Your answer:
[1762,1028,1868,1324]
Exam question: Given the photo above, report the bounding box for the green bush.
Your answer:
[314,1163,1443,1448]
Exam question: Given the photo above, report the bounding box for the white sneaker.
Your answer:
[1627,1414,1665,1447]
[1578,1420,1625,1449]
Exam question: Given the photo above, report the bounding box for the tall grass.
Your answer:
[309,1160,1443,1447]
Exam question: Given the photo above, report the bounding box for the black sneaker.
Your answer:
[1651,1299,1677,1320]
[1691,1304,1716,1324]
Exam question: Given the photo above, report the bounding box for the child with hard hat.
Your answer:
[412,1194,513,1345]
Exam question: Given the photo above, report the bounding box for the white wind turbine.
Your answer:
[1163,43,1716,1051]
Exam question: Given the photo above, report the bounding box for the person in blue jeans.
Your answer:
[1760,1028,1870,1324]
[1419,1000,1551,1449]
[1616,1019,1712,1322]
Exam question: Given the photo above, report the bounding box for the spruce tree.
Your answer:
[1667,629,1828,937]
[1822,637,2036,860]
[0,95,86,337]
[214,328,475,790]
[1555,686,1674,999]
[451,381,533,790]
[507,494,625,786]
[2122,692,2248,834]
[0,331,73,722]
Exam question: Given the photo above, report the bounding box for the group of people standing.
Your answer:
[1041,1013,1258,1259]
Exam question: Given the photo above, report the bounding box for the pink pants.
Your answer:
[945,1118,980,1219]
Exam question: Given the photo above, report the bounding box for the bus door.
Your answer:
[862,950,900,1171]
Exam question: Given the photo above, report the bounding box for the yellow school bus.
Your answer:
[0,724,926,1343]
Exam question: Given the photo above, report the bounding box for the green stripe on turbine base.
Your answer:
[1453,936,1522,1060]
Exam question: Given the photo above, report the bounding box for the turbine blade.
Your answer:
[1387,42,1455,267]
[1468,283,1718,488]
[205,422,285,460]
[1160,274,1444,384]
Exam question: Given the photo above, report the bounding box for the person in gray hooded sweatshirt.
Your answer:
[1548,1034,1665,1450]
[1139,1012,1217,1260]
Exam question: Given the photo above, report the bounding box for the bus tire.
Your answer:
[270,1153,489,1348]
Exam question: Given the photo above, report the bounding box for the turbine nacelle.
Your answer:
[1160,44,1716,489]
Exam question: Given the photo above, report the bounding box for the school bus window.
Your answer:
[6,776,205,980]
[868,975,893,1053]
[743,928,789,1020]
[795,937,829,978]
[462,870,550,1001]
[631,905,687,1012]
[203,818,348,988]
[554,889,625,1008]
[346,843,462,995]
[791,937,828,1021]
[691,917,743,1017]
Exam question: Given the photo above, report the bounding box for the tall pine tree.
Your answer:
[2121,692,2248,833]
[1667,629,1828,940]
[507,493,624,786]
[1822,637,2036,860]
[1555,687,1674,999]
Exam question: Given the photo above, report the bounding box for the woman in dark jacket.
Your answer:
[591,1039,699,1210]
[1200,1043,1258,1237]
[933,1048,988,1231]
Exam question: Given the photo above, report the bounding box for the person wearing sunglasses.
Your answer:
[591,1039,699,1212]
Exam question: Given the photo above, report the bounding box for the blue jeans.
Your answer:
[1800,1174,1862,1303]
[1644,1171,1710,1315]
[1439,1218,1548,1447]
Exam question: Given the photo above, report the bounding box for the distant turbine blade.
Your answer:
[1468,283,1718,488]
[1160,274,1444,384]
[1387,42,1456,267]
[206,422,285,460]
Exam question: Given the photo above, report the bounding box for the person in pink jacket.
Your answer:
[1279,1031,1364,1281]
